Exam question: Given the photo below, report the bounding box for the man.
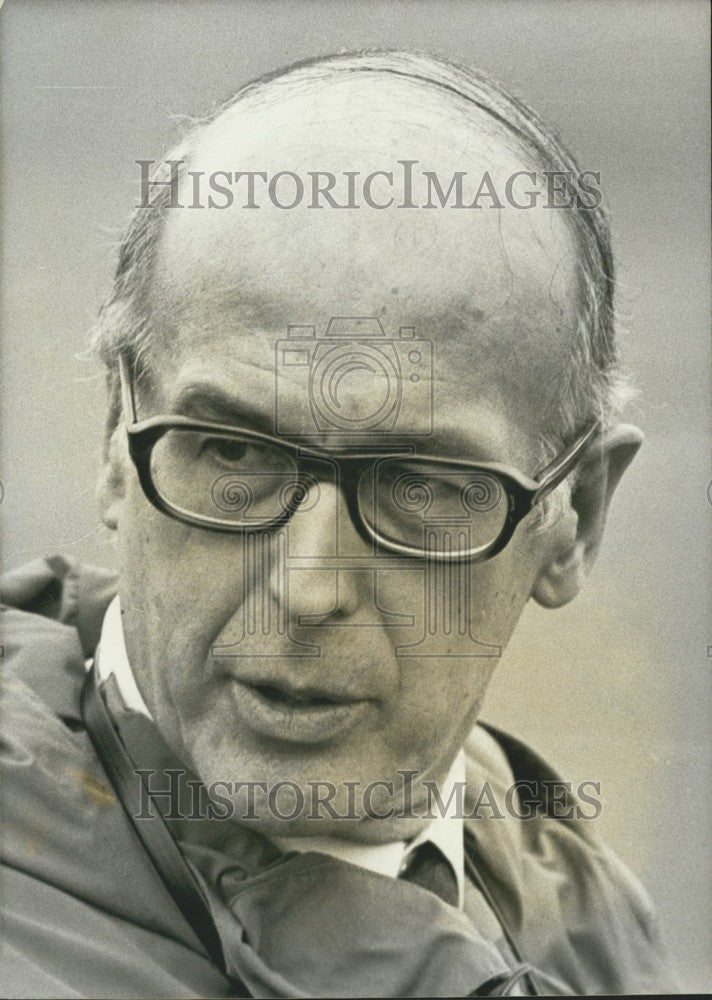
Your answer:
[1,51,678,996]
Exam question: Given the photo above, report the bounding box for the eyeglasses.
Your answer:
[118,354,599,562]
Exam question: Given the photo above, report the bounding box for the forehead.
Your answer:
[148,72,581,459]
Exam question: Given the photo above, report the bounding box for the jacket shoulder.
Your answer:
[464,721,679,994]
[0,559,232,997]
[1,553,117,653]
[1,554,117,717]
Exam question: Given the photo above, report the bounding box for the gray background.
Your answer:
[2,0,710,989]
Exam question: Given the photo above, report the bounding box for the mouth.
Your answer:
[228,678,371,745]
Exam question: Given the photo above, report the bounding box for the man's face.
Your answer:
[110,76,581,840]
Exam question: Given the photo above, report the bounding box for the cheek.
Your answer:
[117,485,249,694]
[384,542,539,752]
[471,528,542,636]
[370,656,497,809]
[395,657,496,735]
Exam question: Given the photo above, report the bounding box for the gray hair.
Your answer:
[90,49,632,480]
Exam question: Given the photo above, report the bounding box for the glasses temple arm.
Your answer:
[532,421,600,503]
[118,353,139,424]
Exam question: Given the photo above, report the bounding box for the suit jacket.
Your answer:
[0,555,678,997]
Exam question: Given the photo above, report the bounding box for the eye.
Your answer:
[200,436,248,466]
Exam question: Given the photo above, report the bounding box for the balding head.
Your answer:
[92,51,629,457]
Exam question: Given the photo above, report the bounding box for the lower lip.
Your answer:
[228,680,370,745]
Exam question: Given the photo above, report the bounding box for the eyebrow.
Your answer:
[173,383,276,435]
[170,384,521,468]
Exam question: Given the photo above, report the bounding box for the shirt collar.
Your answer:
[269,753,466,908]
[96,595,151,717]
[96,595,465,908]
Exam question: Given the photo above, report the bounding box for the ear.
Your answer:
[532,423,643,609]
[96,427,128,531]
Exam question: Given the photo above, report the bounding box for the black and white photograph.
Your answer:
[1,1,710,995]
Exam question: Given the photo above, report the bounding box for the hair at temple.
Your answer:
[89,50,634,489]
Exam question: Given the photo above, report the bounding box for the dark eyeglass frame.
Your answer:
[118,354,599,563]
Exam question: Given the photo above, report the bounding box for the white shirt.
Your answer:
[96,595,466,907]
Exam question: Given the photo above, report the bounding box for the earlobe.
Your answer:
[533,539,587,609]
[532,423,643,609]
[97,429,128,531]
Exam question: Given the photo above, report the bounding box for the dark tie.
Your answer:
[401,840,459,907]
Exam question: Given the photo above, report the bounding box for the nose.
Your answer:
[275,478,372,624]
